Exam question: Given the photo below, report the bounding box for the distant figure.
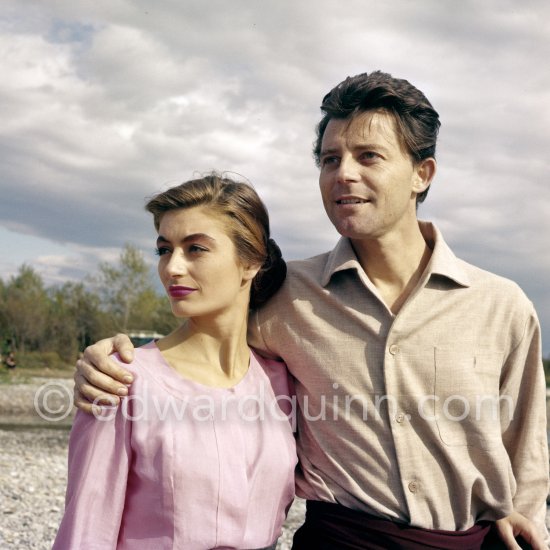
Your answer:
[5,352,16,370]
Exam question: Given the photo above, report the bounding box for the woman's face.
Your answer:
[156,206,256,321]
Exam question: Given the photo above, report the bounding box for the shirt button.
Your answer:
[408,481,418,493]
[389,344,399,355]
[396,413,405,423]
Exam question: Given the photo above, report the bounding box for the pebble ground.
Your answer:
[1,379,548,549]
[0,427,306,549]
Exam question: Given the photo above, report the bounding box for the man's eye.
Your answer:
[155,247,170,256]
[361,151,379,161]
[321,156,339,167]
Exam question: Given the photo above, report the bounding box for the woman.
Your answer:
[54,174,297,549]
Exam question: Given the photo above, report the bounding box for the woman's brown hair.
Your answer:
[146,172,286,309]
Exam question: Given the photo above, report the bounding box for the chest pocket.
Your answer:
[433,348,504,448]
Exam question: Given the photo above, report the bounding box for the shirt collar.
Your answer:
[419,221,470,287]
[321,221,471,288]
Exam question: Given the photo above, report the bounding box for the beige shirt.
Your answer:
[249,221,549,536]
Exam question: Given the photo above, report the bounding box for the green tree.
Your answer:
[155,299,180,335]
[0,278,8,352]
[3,265,49,352]
[95,244,171,333]
[47,282,104,361]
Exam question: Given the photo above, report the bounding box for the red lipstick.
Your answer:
[168,286,196,298]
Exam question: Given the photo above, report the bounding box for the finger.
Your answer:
[78,352,133,387]
[74,369,124,405]
[82,337,134,384]
[495,522,521,550]
[112,333,135,363]
[73,378,113,413]
[500,535,521,550]
[73,395,94,414]
[73,390,103,415]
[505,514,545,550]
[521,530,546,550]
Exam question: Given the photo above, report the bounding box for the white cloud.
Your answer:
[1,0,549,351]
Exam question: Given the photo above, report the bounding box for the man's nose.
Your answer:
[336,155,360,183]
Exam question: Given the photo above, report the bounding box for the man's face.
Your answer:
[318,110,431,242]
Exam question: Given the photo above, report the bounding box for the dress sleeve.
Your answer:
[500,306,549,541]
[53,403,132,549]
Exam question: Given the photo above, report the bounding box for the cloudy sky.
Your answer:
[1,0,549,353]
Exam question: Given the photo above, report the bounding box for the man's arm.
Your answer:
[74,334,135,413]
[500,306,549,544]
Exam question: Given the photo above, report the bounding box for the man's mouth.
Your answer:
[336,198,368,204]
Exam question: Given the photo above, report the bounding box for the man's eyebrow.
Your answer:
[320,147,339,157]
[156,233,216,245]
[320,143,389,157]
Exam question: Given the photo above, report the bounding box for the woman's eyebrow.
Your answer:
[156,233,216,246]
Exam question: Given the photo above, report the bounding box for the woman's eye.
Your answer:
[189,245,208,254]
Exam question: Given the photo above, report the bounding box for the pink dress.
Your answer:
[54,342,297,549]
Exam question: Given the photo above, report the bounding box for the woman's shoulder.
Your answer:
[110,340,162,376]
[250,348,294,398]
[251,351,286,372]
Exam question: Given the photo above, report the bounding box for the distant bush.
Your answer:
[544,357,550,387]
[14,351,72,371]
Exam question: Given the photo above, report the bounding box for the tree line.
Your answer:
[2,244,549,379]
[0,244,178,363]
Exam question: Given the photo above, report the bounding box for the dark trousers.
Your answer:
[291,500,517,550]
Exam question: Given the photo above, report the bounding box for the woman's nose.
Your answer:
[165,252,187,278]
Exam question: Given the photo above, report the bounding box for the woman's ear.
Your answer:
[413,157,437,195]
[241,263,261,284]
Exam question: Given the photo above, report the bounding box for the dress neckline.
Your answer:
[137,341,256,396]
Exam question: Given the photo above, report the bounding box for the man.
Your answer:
[5,351,16,370]
[75,71,548,549]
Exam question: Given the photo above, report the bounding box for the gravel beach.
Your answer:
[0,429,305,549]
[0,428,70,549]
[0,379,305,549]
[1,379,548,549]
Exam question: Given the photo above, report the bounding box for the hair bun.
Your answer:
[250,238,287,309]
[265,238,282,266]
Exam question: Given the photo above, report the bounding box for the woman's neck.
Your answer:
[157,311,251,387]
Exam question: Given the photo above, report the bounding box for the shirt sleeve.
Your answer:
[53,404,132,549]
[247,308,279,359]
[500,305,549,540]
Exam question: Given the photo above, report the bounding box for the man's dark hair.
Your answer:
[313,71,441,204]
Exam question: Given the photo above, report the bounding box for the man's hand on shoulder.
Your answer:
[74,334,135,414]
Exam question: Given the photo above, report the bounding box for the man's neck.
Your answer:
[350,223,432,314]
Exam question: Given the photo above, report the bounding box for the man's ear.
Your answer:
[413,157,437,194]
